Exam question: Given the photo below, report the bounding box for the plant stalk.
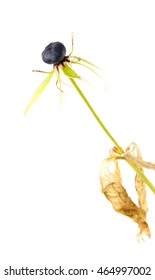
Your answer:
[69,78,124,154]
[69,78,155,194]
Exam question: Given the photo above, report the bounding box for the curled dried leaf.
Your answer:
[123,153,155,170]
[100,148,151,239]
[123,142,155,170]
[126,142,142,158]
[137,221,151,241]
[126,143,148,212]
[135,173,148,213]
[112,142,155,170]
[100,158,122,190]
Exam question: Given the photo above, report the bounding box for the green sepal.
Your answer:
[60,65,81,79]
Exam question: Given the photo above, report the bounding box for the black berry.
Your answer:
[41,42,66,65]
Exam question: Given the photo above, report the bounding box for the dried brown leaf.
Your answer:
[100,150,151,239]
[126,143,148,212]
[135,173,148,213]
[125,142,155,170]
[112,142,155,170]
[122,153,155,170]
[100,157,122,190]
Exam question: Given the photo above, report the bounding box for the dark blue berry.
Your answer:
[41,42,66,65]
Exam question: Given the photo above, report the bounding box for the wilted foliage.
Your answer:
[100,143,152,240]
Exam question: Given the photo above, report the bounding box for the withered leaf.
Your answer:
[125,142,155,170]
[100,148,151,240]
[126,143,148,212]
[135,173,148,213]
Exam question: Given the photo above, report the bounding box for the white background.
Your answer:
[0,0,155,279]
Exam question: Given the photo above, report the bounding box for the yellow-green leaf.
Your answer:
[71,56,102,69]
[76,62,103,79]
[24,70,54,114]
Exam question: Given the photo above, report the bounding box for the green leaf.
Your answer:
[24,70,54,114]
[61,65,81,79]
[76,62,103,79]
[71,56,102,70]
[70,56,103,80]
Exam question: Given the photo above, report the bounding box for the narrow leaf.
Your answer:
[74,62,103,79]
[25,70,54,114]
[71,56,102,69]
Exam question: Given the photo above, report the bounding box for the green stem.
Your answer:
[69,78,155,194]
[69,78,124,154]
[127,160,155,193]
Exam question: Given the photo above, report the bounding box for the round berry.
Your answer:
[41,42,66,65]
